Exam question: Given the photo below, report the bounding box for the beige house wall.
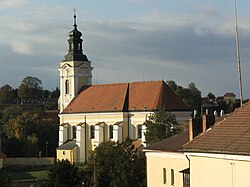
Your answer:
[188,153,250,187]
[57,146,78,164]
[145,152,189,187]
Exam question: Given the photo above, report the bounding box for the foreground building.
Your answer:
[57,14,191,163]
[144,110,216,187]
[184,101,250,187]
[144,131,190,187]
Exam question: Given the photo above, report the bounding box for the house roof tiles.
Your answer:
[183,101,250,155]
[144,130,189,152]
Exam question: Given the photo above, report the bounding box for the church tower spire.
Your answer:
[59,11,93,112]
[64,10,89,62]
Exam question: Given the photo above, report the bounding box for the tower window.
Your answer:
[78,43,81,50]
[65,80,69,94]
[109,125,113,139]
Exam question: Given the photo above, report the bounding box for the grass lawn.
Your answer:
[0,169,49,181]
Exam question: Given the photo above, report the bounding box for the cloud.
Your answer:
[0,0,27,9]
[1,1,250,99]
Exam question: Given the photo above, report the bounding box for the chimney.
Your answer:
[202,109,215,133]
[189,109,215,141]
[189,117,194,141]
[189,115,201,141]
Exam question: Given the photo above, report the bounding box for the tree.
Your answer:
[167,80,201,112]
[18,76,43,101]
[1,106,23,125]
[167,80,177,92]
[89,140,146,187]
[144,108,180,145]
[44,160,85,187]
[207,92,216,101]
[0,84,13,104]
[2,108,58,157]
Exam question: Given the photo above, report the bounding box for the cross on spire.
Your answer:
[73,8,77,27]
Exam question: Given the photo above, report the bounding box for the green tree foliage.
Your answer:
[167,80,201,111]
[144,108,180,145]
[2,107,58,157]
[44,160,85,187]
[89,140,146,187]
[0,84,13,104]
[167,80,177,92]
[207,92,216,101]
[1,106,23,125]
[18,76,43,100]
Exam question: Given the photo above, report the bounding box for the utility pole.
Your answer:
[233,0,243,106]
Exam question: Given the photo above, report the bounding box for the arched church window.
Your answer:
[73,126,76,139]
[137,125,142,139]
[65,80,69,94]
[90,125,95,139]
[78,43,81,50]
[109,125,113,139]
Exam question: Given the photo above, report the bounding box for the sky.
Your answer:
[0,0,250,98]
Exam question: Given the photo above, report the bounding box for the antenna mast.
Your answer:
[234,0,243,106]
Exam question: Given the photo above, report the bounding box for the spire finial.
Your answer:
[73,8,77,28]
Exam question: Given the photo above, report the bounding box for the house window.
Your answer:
[137,125,142,139]
[163,168,167,184]
[90,125,95,139]
[73,126,76,139]
[65,80,69,94]
[183,173,190,185]
[109,125,113,139]
[171,169,174,186]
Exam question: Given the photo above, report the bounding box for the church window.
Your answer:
[90,125,95,139]
[72,126,76,139]
[65,80,69,94]
[163,168,167,184]
[171,169,175,185]
[109,125,113,139]
[137,125,142,139]
[78,43,81,50]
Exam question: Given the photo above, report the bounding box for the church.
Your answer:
[56,14,191,163]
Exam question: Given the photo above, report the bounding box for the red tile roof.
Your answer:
[63,80,189,114]
[183,101,250,155]
[224,92,236,97]
[144,131,189,152]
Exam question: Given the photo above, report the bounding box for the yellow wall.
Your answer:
[189,154,250,187]
[58,111,191,163]
[145,152,189,187]
[57,146,78,164]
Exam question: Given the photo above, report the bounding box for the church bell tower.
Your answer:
[59,12,93,112]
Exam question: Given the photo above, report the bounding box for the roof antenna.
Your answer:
[233,0,243,106]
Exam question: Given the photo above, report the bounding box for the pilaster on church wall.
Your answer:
[128,111,152,139]
[76,125,86,163]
